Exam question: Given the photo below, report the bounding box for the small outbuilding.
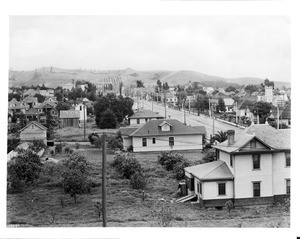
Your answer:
[60,110,80,128]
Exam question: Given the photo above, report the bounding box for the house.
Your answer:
[62,83,75,91]
[22,96,38,109]
[23,89,37,97]
[121,119,206,152]
[184,124,290,208]
[74,101,87,122]
[25,108,42,123]
[60,110,80,128]
[269,103,291,127]
[34,101,59,125]
[8,99,26,114]
[223,98,234,112]
[128,110,164,126]
[236,99,255,120]
[20,121,47,144]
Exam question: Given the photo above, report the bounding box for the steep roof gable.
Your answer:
[20,121,47,132]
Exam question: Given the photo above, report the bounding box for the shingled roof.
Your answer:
[120,127,139,136]
[237,99,255,110]
[213,124,290,153]
[185,161,234,181]
[60,110,80,119]
[129,110,164,119]
[130,119,206,137]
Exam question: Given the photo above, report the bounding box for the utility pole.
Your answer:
[151,94,154,111]
[209,98,211,118]
[182,101,186,125]
[235,101,238,124]
[83,103,86,140]
[164,91,167,119]
[188,97,191,113]
[277,106,279,129]
[102,134,107,227]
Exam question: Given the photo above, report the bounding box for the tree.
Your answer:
[8,93,21,101]
[194,94,209,115]
[202,149,216,163]
[216,97,226,113]
[250,101,272,124]
[157,80,162,92]
[162,82,169,91]
[111,153,142,179]
[34,93,46,103]
[61,151,91,202]
[56,102,71,112]
[225,86,237,92]
[176,91,187,109]
[245,84,260,94]
[7,149,43,184]
[136,80,144,88]
[54,92,64,102]
[98,109,117,129]
[261,78,274,91]
[212,131,228,143]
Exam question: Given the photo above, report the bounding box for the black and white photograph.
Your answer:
[1,0,299,238]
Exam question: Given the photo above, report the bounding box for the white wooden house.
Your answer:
[128,110,164,126]
[184,124,290,208]
[121,119,206,152]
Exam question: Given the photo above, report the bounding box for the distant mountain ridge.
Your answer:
[8,67,290,89]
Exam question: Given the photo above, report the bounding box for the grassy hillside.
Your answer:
[8,67,290,89]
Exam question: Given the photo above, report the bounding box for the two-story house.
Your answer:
[184,124,290,208]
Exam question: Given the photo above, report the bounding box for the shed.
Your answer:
[60,110,80,127]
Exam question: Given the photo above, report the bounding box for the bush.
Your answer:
[62,151,89,174]
[202,150,216,163]
[7,173,25,194]
[127,145,133,152]
[107,135,123,151]
[36,161,63,187]
[28,140,46,153]
[158,151,187,171]
[55,144,63,154]
[130,171,147,189]
[7,150,42,184]
[88,133,100,145]
[172,158,191,180]
[111,154,142,179]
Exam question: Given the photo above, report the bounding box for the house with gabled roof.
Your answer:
[60,110,80,127]
[34,101,59,125]
[184,124,290,208]
[128,110,164,126]
[22,96,38,109]
[269,102,291,127]
[121,119,206,152]
[20,121,47,144]
[236,99,255,120]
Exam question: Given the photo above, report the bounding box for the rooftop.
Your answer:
[60,110,80,119]
[185,161,234,181]
[213,123,290,153]
[130,119,206,137]
[129,110,164,119]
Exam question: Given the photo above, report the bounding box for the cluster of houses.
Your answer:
[120,108,290,208]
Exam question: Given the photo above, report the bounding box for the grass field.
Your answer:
[7,145,290,227]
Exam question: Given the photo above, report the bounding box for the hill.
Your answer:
[8,67,290,89]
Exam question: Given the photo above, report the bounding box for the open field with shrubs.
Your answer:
[7,145,290,227]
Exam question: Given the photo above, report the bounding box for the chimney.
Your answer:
[227,130,235,146]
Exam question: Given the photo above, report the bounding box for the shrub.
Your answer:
[62,151,89,174]
[202,150,216,163]
[107,135,123,151]
[75,142,80,149]
[55,144,63,154]
[7,173,25,194]
[130,171,147,189]
[111,154,142,179]
[158,151,187,171]
[7,149,42,184]
[172,158,191,180]
[127,145,133,152]
[36,161,63,187]
[28,140,46,153]
[88,133,100,145]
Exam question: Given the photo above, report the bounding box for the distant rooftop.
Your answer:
[129,110,164,119]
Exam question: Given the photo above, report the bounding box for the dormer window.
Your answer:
[159,121,172,132]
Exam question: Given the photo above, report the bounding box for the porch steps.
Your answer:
[176,194,196,203]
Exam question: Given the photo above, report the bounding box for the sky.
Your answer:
[9,15,290,82]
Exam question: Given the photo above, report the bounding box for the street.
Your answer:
[140,100,244,137]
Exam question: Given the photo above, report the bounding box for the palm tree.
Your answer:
[212,130,228,143]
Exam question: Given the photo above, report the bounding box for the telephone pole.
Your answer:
[164,91,167,119]
[102,134,107,227]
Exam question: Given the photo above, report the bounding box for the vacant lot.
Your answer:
[7,146,289,227]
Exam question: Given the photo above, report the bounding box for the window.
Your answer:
[250,140,256,149]
[285,152,291,167]
[199,183,202,194]
[169,137,174,146]
[80,106,82,110]
[253,154,260,169]
[142,138,147,147]
[152,138,156,144]
[253,182,261,197]
[230,155,233,167]
[216,150,220,160]
[286,179,290,194]
[218,183,226,195]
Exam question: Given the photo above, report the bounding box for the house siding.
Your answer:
[273,152,290,195]
[219,151,233,174]
[234,153,273,199]
[20,125,47,144]
[132,134,203,152]
[123,136,133,150]
[202,181,234,200]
